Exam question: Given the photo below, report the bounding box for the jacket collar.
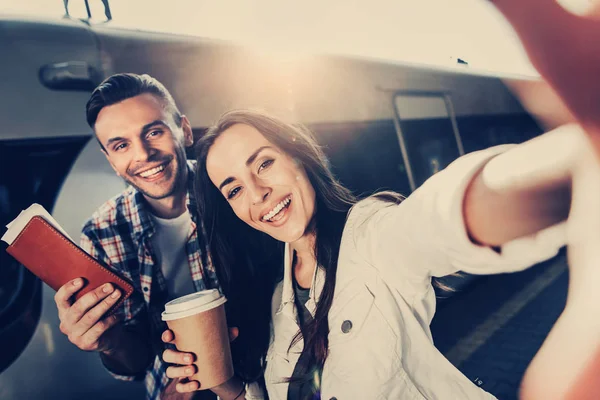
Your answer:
[277,242,326,317]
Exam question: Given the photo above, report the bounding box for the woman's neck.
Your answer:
[290,233,317,289]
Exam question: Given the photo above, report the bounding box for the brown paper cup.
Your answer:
[162,290,234,390]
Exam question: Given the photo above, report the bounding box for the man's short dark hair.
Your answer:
[86,73,183,149]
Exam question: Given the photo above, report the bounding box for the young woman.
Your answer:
[162,110,585,400]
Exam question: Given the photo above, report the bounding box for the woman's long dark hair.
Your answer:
[194,110,403,391]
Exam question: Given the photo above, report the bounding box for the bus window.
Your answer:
[310,120,412,197]
[393,93,464,191]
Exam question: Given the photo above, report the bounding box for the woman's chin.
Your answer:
[267,226,305,244]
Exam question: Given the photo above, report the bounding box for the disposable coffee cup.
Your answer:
[161,289,233,390]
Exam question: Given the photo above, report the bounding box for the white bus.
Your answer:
[0,2,564,399]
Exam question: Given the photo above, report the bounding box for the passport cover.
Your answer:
[6,215,133,315]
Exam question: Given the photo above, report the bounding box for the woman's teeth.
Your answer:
[263,196,291,221]
[139,165,165,178]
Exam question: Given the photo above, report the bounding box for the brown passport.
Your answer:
[5,215,133,315]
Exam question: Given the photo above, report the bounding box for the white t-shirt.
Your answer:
[151,210,196,300]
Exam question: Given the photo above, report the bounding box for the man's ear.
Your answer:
[181,115,194,147]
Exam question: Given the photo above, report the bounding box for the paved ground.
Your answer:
[430,249,569,400]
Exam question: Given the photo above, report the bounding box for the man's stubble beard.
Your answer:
[122,145,189,200]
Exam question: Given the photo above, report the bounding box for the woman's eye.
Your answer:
[258,159,274,173]
[227,187,241,200]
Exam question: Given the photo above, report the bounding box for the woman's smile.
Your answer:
[260,195,292,224]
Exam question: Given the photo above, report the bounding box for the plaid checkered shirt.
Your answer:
[80,161,219,400]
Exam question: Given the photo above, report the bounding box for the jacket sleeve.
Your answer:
[353,145,566,287]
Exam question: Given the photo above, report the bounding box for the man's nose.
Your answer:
[132,141,156,162]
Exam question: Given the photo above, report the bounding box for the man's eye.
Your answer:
[114,143,127,151]
[227,187,241,199]
[258,159,274,173]
[148,130,163,138]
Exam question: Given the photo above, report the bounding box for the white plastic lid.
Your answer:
[161,289,227,321]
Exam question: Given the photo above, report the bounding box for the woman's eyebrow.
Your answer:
[218,146,274,191]
[218,177,235,191]
[245,146,273,166]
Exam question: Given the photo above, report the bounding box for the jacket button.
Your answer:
[341,320,352,333]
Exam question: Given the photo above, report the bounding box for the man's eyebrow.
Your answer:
[105,136,126,147]
[140,120,168,135]
[218,146,273,191]
[105,120,168,148]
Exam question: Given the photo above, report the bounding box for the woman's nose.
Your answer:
[249,181,271,205]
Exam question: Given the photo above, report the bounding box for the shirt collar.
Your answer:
[277,242,326,317]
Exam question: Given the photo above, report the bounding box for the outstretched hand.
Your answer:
[492,0,600,400]
[488,2,600,399]
[519,135,600,400]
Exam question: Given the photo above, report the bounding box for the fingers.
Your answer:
[57,282,124,352]
[70,288,121,337]
[162,348,194,365]
[65,283,117,326]
[567,141,600,293]
[176,380,200,393]
[166,364,197,379]
[68,313,121,352]
[54,278,84,314]
[161,329,175,343]
[163,349,198,390]
[82,313,122,351]
[523,135,600,399]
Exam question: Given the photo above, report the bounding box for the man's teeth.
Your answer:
[139,165,165,178]
[263,197,291,221]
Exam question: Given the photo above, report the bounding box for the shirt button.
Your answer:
[330,397,338,400]
[341,320,352,333]
[143,286,149,292]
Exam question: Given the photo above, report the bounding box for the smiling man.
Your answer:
[52,73,219,400]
